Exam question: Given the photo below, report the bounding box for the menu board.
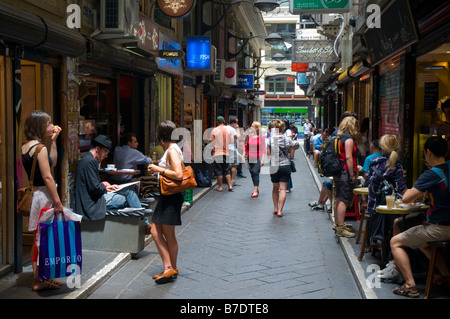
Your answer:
[424,82,439,110]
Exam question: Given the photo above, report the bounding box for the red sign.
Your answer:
[292,63,308,72]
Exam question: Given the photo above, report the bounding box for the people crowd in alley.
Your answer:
[22,109,450,298]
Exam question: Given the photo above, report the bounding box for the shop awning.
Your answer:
[0,2,85,58]
[85,38,157,76]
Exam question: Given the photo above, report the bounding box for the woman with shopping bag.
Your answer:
[21,110,64,291]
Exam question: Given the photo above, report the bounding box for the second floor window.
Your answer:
[265,75,295,95]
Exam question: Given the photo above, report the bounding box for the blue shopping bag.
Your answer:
[38,208,83,281]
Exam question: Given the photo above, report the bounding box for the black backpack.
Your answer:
[318,135,345,177]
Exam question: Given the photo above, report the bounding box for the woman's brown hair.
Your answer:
[157,120,177,143]
[23,110,51,141]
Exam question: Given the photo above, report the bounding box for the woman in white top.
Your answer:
[147,121,184,284]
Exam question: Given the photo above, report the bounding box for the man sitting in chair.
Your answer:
[110,133,153,184]
[72,135,149,222]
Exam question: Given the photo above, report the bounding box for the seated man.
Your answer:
[308,178,332,212]
[360,139,383,187]
[110,133,153,184]
[390,136,450,297]
[313,129,329,167]
[72,135,149,224]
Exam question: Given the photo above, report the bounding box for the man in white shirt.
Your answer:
[303,119,313,155]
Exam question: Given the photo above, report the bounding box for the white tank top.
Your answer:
[158,143,184,170]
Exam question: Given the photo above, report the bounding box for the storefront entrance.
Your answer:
[413,43,450,182]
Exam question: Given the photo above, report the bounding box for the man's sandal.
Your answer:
[392,284,419,298]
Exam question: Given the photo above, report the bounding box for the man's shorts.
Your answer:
[323,178,333,191]
[333,170,354,203]
[401,222,450,249]
[213,155,230,176]
[270,165,291,183]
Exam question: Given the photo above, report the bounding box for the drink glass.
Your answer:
[395,199,403,208]
[386,195,395,209]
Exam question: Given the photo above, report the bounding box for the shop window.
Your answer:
[265,75,295,95]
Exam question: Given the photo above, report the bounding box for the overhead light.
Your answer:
[423,66,446,70]
[265,33,284,45]
[254,0,280,12]
[272,53,285,61]
[276,65,287,72]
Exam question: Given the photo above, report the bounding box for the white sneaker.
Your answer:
[377,260,395,275]
[377,267,403,283]
[308,201,319,207]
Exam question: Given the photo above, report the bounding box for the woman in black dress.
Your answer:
[147,121,184,284]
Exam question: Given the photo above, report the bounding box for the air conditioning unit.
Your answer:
[100,0,139,38]
[215,59,225,83]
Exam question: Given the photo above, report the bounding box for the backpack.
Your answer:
[430,160,450,193]
[371,166,397,205]
[318,136,345,177]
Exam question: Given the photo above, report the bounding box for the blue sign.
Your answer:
[232,74,254,90]
[297,72,309,85]
[187,36,211,70]
[156,32,182,76]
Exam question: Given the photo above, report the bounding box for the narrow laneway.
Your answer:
[89,149,361,299]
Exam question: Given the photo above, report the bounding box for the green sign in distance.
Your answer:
[289,0,351,14]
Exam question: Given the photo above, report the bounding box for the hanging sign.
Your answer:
[292,40,338,63]
[297,72,309,85]
[292,63,309,72]
[187,36,211,70]
[232,74,254,90]
[155,32,183,76]
[157,0,196,18]
[289,0,351,14]
[224,61,237,86]
[364,0,418,66]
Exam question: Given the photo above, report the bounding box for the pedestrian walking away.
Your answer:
[267,119,294,217]
[210,116,235,192]
[147,121,185,284]
[244,121,266,198]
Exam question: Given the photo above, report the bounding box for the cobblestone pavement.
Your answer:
[89,149,361,300]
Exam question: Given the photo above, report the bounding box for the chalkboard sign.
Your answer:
[364,0,418,66]
[424,82,439,110]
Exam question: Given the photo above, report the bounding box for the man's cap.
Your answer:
[217,116,225,122]
[92,135,112,151]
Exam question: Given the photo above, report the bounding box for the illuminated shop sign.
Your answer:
[156,33,182,76]
[187,36,212,70]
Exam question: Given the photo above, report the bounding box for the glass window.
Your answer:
[265,76,295,95]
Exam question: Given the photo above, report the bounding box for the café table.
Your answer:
[376,204,429,231]
[99,169,141,182]
[101,169,141,176]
